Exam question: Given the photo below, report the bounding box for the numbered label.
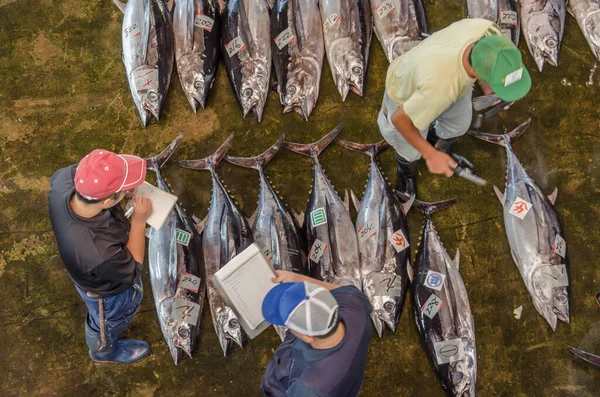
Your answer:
[499,10,518,26]
[357,219,378,243]
[195,14,215,32]
[323,13,341,30]
[179,272,201,293]
[309,238,329,263]
[552,234,566,258]
[134,67,159,91]
[508,197,531,219]
[421,294,445,319]
[274,27,296,49]
[434,338,466,365]
[376,0,396,19]
[424,270,446,291]
[176,228,192,246]
[124,22,140,39]
[389,229,409,253]
[172,298,201,325]
[225,36,246,57]
[372,273,402,297]
[262,246,273,263]
[310,207,327,228]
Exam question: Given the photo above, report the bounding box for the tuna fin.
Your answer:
[265,0,275,9]
[283,124,342,158]
[293,211,304,227]
[401,194,415,216]
[336,139,389,157]
[217,0,226,12]
[469,118,532,146]
[225,134,284,170]
[146,134,183,172]
[454,249,460,271]
[167,0,174,12]
[413,198,458,215]
[178,135,233,171]
[192,214,208,235]
[343,190,350,212]
[472,94,500,112]
[548,187,558,205]
[406,259,414,284]
[350,190,361,212]
[371,313,384,338]
[112,0,127,13]
[248,210,257,228]
[569,347,600,368]
[493,185,505,204]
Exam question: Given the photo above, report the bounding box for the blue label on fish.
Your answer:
[424,270,446,291]
[310,208,327,228]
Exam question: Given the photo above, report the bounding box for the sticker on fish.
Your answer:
[309,238,329,263]
[424,270,446,291]
[262,246,273,263]
[134,67,159,91]
[323,13,341,30]
[508,197,531,219]
[499,10,518,26]
[179,272,201,293]
[357,219,379,243]
[274,27,296,50]
[124,22,140,39]
[421,294,445,319]
[225,36,246,58]
[371,273,402,297]
[540,265,569,288]
[195,15,214,32]
[172,298,201,325]
[389,229,409,253]
[552,234,566,258]
[176,229,192,246]
[376,0,397,19]
[310,207,327,228]
[434,338,466,365]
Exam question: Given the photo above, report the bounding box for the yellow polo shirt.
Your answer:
[385,19,501,130]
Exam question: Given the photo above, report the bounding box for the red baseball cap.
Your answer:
[74,149,147,200]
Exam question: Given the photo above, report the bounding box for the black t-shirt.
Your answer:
[48,165,140,296]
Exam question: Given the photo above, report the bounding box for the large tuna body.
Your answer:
[115,0,174,127]
[146,135,206,365]
[519,0,565,71]
[271,0,324,120]
[468,0,499,22]
[568,0,600,60]
[470,119,570,330]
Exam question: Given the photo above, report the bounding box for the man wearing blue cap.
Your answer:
[261,271,372,397]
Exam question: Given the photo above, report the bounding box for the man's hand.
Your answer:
[131,196,152,222]
[271,270,306,284]
[423,150,457,177]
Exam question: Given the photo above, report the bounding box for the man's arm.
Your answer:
[271,270,339,291]
[125,196,152,264]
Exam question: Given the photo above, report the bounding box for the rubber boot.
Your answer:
[395,153,418,198]
[434,137,475,174]
[85,323,150,364]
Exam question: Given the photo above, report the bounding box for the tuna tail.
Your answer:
[336,139,389,157]
[177,135,233,170]
[569,347,600,368]
[225,135,284,170]
[413,198,458,216]
[146,133,183,172]
[283,124,342,158]
[469,118,532,146]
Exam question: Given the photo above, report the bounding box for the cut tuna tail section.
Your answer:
[225,134,284,170]
[283,124,342,157]
[472,94,500,111]
[568,347,600,368]
[413,198,458,216]
[336,139,389,157]
[146,133,183,172]
[469,118,532,147]
[177,135,233,170]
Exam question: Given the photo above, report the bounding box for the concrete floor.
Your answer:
[1,0,600,395]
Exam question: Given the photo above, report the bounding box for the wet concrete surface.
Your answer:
[1,0,600,395]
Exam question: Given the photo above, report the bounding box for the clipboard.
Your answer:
[132,181,178,230]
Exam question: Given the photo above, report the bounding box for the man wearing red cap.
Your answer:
[48,149,152,364]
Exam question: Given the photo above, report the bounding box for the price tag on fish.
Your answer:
[179,272,201,293]
[309,238,329,264]
[357,219,378,243]
[195,14,215,32]
[508,197,532,219]
[274,27,296,50]
[124,22,140,39]
[434,338,466,365]
[176,228,192,246]
[499,10,518,26]
[540,264,569,288]
[421,294,445,319]
[552,234,566,258]
[323,13,341,30]
[372,273,402,297]
[376,0,397,19]
[225,36,246,57]
[134,67,159,91]
[389,229,409,253]
[172,298,201,326]
[424,270,446,291]
[262,246,273,263]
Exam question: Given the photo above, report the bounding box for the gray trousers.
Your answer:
[377,89,473,162]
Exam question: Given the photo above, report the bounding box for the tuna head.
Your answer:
[160,298,195,364]
[531,264,570,330]
[446,359,476,397]
[131,66,163,126]
[177,54,209,112]
[330,39,365,100]
[283,59,321,120]
[240,61,269,121]
[214,305,245,355]
[526,12,562,71]
[584,11,600,59]
[364,272,402,337]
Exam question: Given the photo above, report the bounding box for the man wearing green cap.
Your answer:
[377,18,531,197]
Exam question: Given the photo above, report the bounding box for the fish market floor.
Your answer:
[1,0,600,396]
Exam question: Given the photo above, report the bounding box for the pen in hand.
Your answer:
[125,203,136,219]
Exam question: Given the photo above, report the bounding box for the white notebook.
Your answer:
[213,243,277,338]
[132,181,178,230]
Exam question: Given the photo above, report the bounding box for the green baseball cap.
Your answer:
[471,35,531,102]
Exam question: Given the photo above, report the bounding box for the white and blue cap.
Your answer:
[262,281,339,337]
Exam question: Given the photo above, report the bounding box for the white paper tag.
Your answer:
[225,36,246,57]
[541,265,569,288]
[421,294,445,319]
[195,14,215,32]
[501,28,513,41]
[389,229,409,253]
[434,338,466,365]
[262,246,273,263]
[357,219,378,243]
[504,67,523,87]
[179,272,201,293]
[134,67,159,91]
[499,10,518,26]
[124,22,140,39]
[172,298,201,325]
[371,273,403,297]
[310,207,327,228]
[274,27,296,50]
[175,228,191,246]
[309,238,329,263]
[376,0,396,19]
[552,234,566,258]
[424,270,446,291]
[508,197,532,219]
[322,13,341,30]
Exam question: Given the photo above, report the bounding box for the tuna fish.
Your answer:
[410,199,477,397]
[498,0,520,45]
[518,0,565,71]
[370,0,428,62]
[178,136,252,355]
[271,0,325,120]
[225,135,309,340]
[337,139,412,337]
[318,0,372,100]
[283,125,362,288]
[114,0,174,127]
[567,0,600,61]
[221,0,271,121]
[146,134,206,365]
[173,0,220,111]
[470,119,570,330]
[468,0,498,24]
